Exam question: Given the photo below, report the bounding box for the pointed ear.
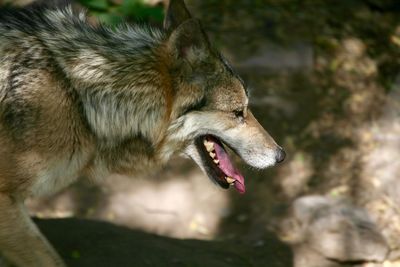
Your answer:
[164,0,192,32]
[167,19,211,62]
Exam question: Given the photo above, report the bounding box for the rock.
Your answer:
[278,195,389,267]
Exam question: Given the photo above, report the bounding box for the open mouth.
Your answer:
[194,135,245,194]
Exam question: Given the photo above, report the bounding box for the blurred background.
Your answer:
[2,0,400,266]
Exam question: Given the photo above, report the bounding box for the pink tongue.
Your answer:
[213,141,245,194]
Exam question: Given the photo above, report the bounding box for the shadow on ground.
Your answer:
[35,218,292,267]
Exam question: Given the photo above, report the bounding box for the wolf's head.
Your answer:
[160,0,285,194]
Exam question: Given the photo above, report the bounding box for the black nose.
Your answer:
[275,148,286,163]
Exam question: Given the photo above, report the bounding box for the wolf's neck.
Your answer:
[41,11,172,145]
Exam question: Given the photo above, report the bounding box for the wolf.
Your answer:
[0,0,285,266]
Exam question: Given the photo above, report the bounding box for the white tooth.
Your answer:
[204,141,214,152]
[209,152,216,158]
[226,177,235,184]
[213,159,219,164]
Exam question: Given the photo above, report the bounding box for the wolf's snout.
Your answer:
[275,147,286,163]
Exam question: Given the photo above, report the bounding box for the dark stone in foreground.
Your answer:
[35,218,292,267]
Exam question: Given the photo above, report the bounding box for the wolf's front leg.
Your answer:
[0,194,66,267]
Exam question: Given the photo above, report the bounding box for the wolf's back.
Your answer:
[0,28,12,110]
[0,7,36,108]
[0,58,8,111]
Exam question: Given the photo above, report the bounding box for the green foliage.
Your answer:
[70,250,81,259]
[78,0,164,25]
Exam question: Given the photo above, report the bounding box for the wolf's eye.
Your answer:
[234,109,245,120]
[234,110,244,118]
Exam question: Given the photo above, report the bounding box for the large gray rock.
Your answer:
[278,195,389,267]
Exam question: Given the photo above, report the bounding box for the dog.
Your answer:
[0,0,285,266]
